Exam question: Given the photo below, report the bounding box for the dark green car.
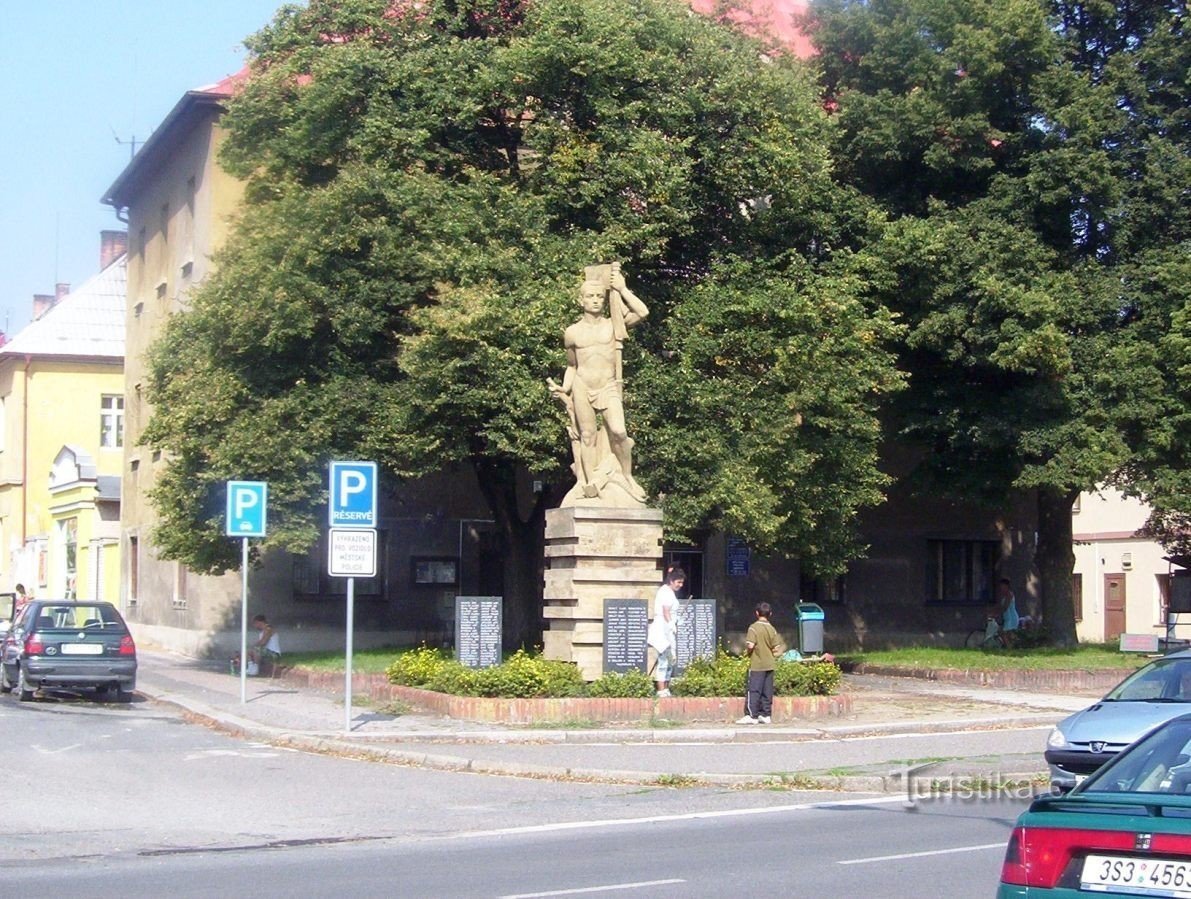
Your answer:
[1000,713,1191,897]
[0,600,137,701]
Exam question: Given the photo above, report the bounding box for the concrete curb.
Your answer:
[140,685,1052,793]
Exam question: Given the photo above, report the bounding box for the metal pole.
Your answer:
[240,537,249,704]
[345,576,355,732]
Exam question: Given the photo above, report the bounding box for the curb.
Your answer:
[140,685,1052,793]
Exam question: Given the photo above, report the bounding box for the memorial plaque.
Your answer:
[726,537,750,576]
[674,597,717,675]
[455,596,503,669]
[603,598,648,674]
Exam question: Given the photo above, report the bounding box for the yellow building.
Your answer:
[0,236,126,602]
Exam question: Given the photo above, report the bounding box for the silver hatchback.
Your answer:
[0,601,137,702]
[1046,650,1191,791]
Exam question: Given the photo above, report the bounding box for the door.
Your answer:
[1104,574,1127,643]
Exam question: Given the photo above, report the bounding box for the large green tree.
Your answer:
[144,0,900,645]
[806,0,1190,643]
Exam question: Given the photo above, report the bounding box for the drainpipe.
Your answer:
[21,355,30,545]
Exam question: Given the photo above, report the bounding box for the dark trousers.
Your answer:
[745,669,774,718]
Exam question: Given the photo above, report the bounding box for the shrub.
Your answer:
[473,649,585,698]
[386,645,448,687]
[774,659,842,696]
[427,660,480,695]
[671,648,748,697]
[586,669,655,698]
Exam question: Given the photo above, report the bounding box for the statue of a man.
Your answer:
[548,264,649,506]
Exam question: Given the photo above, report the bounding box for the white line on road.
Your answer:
[838,842,1006,865]
[500,879,685,898]
[450,795,908,841]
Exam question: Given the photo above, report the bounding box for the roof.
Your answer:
[689,0,815,58]
[101,69,248,209]
[0,256,126,360]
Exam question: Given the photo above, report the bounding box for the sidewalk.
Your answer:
[135,650,1088,792]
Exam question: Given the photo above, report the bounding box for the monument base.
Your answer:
[542,505,664,680]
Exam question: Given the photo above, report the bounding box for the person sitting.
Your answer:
[248,614,282,675]
[997,578,1020,635]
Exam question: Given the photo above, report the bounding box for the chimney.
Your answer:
[100,230,128,269]
[55,282,69,301]
[33,294,55,320]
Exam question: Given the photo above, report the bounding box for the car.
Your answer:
[1046,650,1191,792]
[0,600,136,702]
[1001,712,1191,897]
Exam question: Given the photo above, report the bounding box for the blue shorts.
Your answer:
[654,647,675,681]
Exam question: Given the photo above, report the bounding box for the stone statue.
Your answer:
[548,263,649,507]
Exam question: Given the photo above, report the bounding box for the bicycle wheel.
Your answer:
[964,628,987,649]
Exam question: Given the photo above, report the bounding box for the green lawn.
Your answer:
[283,647,403,674]
[840,644,1149,671]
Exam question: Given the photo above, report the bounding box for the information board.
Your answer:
[674,597,717,675]
[455,596,503,669]
[603,598,648,674]
[726,536,750,577]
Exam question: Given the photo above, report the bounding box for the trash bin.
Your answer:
[795,602,825,655]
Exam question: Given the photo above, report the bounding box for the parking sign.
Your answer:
[329,461,377,528]
[226,481,268,537]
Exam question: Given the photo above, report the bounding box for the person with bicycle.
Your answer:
[997,578,1021,638]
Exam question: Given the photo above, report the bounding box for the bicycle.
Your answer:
[965,616,1008,649]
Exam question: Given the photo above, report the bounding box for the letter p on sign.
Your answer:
[226,481,268,537]
[329,461,378,528]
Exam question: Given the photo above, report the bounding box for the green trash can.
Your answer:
[795,602,825,654]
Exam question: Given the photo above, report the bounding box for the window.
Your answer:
[926,539,998,604]
[60,518,78,599]
[1073,573,1084,622]
[1159,573,1171,624]
[128,535,139,604]
[800,572,845,604]
[100,395,124,448]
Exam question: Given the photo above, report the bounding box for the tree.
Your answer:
[145,0,900,645]
[806,0,1190,643]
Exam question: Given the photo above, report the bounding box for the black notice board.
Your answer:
[674,597,717,675]
[455,596,503,669]
[603,598,648,674]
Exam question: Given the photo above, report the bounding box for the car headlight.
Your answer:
[1047,727,1069,750]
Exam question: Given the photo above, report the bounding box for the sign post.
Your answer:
[226,481,267,704]
[328,462,377,733]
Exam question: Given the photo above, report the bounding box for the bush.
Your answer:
[386,645,449,687]
[774,659,842,696]
[472,649,585,698]
[586,669,655,698]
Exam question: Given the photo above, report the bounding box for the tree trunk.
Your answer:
[1036,486,1079,647]
[471,458,557,650]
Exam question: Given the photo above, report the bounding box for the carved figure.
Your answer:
[548,263,648,507]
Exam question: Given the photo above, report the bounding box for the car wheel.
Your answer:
[115,684,132,703]
[0,665,12,694]
[17,666,35,702]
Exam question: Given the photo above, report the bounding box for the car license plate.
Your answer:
[1082,854,1191,897]
[60,643,103,655]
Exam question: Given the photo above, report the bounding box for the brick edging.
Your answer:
[279,668,852,724]
[847,663,1136,692]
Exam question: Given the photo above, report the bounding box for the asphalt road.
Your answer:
[0,691,1022,896]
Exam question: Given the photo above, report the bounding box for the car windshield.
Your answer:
[1082,719,1191,795]
[35,605,123,629]
[1104,658,1191,702]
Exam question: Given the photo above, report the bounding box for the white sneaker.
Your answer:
[758,715,771,725]
[736,715,758,725]
[656,689,671,698]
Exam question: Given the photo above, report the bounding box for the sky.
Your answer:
[0,1,289,336]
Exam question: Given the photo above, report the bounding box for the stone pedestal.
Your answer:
[542,505,664,681]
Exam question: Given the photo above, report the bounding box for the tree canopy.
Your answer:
[144,0,901,641]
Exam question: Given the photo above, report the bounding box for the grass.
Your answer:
[283,647,403,674]
[840,643,1147,671]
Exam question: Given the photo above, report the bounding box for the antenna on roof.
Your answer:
[110,126,140,160]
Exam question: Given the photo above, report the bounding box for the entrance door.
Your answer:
[1104,574,1127,643]
[664,549,703,600]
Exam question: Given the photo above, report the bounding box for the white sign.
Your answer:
[328,528,377,578]
[329,461,377,529]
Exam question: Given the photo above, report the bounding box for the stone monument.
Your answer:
[543,264,663,679]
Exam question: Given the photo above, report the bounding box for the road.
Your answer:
[0,692,1022,896]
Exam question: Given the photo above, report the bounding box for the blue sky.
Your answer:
[0,1,288,335]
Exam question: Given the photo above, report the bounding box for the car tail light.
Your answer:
[119,634,136,656]
[1001,826,1135,887]
[24,634,45,655]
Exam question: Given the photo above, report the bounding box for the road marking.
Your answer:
[31,743,82,754]
[838,842,1006,865]
[499,879,685,898]
[450,795,907,841]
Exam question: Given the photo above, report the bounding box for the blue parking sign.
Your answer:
[226,481,268,537]
[329,461,377,528]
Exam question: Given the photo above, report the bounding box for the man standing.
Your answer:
[738,602,787,725]
[548,264,649,504]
